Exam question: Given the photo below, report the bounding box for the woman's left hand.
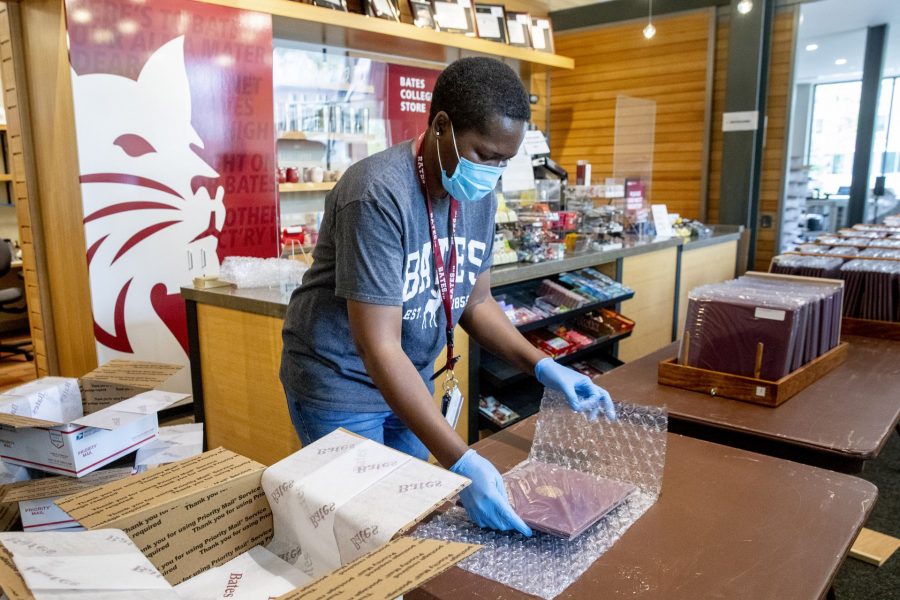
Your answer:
[534,357,616,421]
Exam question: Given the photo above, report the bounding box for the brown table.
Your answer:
[593,335,900,473]
[411,418,876,600]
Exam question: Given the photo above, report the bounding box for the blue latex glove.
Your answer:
[534,357,617,420]
[450,449,532,536]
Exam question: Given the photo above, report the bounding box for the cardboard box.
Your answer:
[56,447,273,586]
[275,537,479,600]
[0,390,187,477]
[2,468,132,532]
[0,529,179,599]
[56,437,479,598]
[79,359,184,414]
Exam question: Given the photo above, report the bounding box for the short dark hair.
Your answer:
[428,57,531,134]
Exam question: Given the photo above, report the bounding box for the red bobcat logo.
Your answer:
[72,36,225,391]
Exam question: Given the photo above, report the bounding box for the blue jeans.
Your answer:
[286,392,429,461]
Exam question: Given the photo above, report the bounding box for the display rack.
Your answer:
[475,269,634,432]
[279,182,336,193]
[196,0,575,70]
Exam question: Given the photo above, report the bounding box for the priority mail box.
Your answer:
[0,390,188,477]
[79,359,184,414]
[56,432,480,600]
[16,498,80,533]
[2,468,132,532]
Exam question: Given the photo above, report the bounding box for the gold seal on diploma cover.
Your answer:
[535,485,563,499]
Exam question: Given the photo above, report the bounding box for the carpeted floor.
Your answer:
[833,430,900,599]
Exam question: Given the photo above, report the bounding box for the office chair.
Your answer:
[0,242,31,361]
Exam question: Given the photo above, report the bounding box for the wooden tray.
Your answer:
[841,317,900,341]
[658,342,849,407]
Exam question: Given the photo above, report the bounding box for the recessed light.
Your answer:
[835,58,848,66]
[737,0,753,14]
[805,43,818,51]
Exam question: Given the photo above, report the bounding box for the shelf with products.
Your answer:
[479,317,633,389]
[279,182,337,193]
[471,262,635,434]
[277,131,377,143]
[478,349,623,432]
[494,266,635,331]
[196,0,574,70]
[498,283,634,334]
[275,42,386,237]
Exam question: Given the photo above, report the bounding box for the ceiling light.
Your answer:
[643,0,655,39]
[737,0,753,14]
[835,58,847,66]
[805,43,818,52]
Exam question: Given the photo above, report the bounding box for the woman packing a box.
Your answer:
[280,57,615,536]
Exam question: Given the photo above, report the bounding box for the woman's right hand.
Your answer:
[449,449,532,536]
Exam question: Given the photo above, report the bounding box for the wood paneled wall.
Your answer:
[0,3,51,376]
[707,7,797,271]
[10,0,97,376]
[754,8,796,271]
[706,13,729,224]
[550,10,715,219]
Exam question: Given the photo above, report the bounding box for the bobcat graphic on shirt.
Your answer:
[71,36,225,391]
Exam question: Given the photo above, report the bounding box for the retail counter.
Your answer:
[182,228,742,465]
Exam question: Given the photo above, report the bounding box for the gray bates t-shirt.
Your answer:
[280,140,496,411]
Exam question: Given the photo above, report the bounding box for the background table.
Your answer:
[594,335,900,473]
[411,418,876,600]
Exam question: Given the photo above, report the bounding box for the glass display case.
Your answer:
[274,43,388,184]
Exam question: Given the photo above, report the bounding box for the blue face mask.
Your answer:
[437,124,505,202]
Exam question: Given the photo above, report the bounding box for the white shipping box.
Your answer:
[0,529,178,599]
[52,434,480,600]
[0,390,188,477]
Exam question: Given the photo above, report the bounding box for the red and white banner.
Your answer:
[66,0,277,390]
[386,64,440,145]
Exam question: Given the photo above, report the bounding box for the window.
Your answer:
[807,80,862,197]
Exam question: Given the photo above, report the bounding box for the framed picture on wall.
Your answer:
[409,0,437,28]
[311,0,348,11]
[431,0,478,36]
[530,17,555,53]
[367,0,400,20]
[504,12,532,48]
[474,4,508,43]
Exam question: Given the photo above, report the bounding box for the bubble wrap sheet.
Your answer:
[414,390,667,599]
[219,256,308,288]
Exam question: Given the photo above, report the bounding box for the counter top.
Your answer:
[410,417,875,600]
[181,227,742,318]
[181,284,292,319]
[490,226,742,287]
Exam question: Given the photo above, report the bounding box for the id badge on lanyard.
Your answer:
[415,134,463,429]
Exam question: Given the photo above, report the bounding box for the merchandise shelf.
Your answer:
[512,291,634,334]
[195,0,574,69]
[479,327,632,389]
[277,131,376,143]
[279,182,336,193]
[478,348,623,431]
